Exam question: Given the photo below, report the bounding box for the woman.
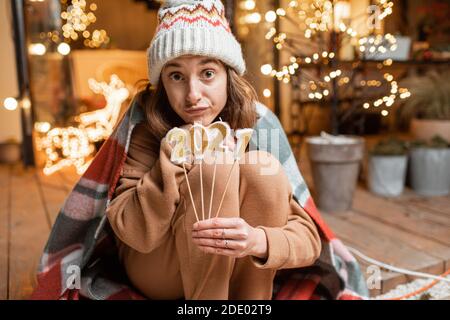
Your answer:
[105,0,321,300]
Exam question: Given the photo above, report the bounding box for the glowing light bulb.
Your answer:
[57,42,71,55]
[29,43,46,55]
[3,97,18,111]
[261,64,273,75]
[276,8,286,16]
[240,0,255,10]
[244,12,261,24]
[265,11,277,23]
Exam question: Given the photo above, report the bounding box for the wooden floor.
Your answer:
[295,136,450,298]
[0,152,449,299]
[0,164,80,300]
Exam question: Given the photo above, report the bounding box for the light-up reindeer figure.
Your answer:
[38,75,130,175]
[77,75,129,142]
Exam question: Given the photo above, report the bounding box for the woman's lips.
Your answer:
[185,107,209,115]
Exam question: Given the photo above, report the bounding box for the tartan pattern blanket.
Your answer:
[31,100,369,300]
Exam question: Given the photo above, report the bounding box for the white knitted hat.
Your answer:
[147,0,246,85]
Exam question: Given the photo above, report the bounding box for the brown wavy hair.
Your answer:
[134,65,259,155]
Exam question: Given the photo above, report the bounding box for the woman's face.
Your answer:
[161,55,228,126]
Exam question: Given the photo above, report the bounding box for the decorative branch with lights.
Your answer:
[27,0,110,57]
[60,0,110,48]
[238,0,410,131]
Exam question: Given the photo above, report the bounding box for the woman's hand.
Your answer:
[192,217,268,259]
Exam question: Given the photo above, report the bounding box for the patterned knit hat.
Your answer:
[147,0,246,85]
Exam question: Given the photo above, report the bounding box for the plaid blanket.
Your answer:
[31,100,369,300]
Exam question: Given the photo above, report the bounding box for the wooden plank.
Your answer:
[383,188,450,227]
[0,165,10,299]
[353,258,398,297]
[352,188,450,246]
[345,212,450,266]
[35,170,71,227]
[390,202,450,228]
[8,165,50,299]
[391,188,450,217]
[322,211,446,295]
[328,210,450,266]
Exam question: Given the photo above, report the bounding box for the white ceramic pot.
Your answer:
[368,155,407,197]
[409,148,450,196]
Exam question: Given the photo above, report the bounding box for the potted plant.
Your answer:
[367,138,409,197]
[306,132,365,213]
[399,70,450,142]
[409,135,450,196]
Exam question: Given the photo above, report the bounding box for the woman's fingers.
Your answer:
[197,245,236,256]
[192,238,245,251]
[193,217,243,231]
[192,228,248,240]
[191,217,256,258]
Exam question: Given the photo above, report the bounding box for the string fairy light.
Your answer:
[237,0,408,116]
[60,0,110,48]
[360,73,410,111]
[358,33,397,57]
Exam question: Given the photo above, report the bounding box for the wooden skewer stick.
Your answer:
[214,160,237,219]
[190,122,208,221]
[209,118,225,220]
[207,160,217,220]
[200,160,205,221]
[183,162,200,223]
[208,119,230,220]
[214,128,253,219]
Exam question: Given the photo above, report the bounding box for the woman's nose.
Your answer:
[186,79,202,105]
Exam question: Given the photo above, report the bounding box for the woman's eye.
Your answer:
[203,70,215,79]
[170,73,183,81]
